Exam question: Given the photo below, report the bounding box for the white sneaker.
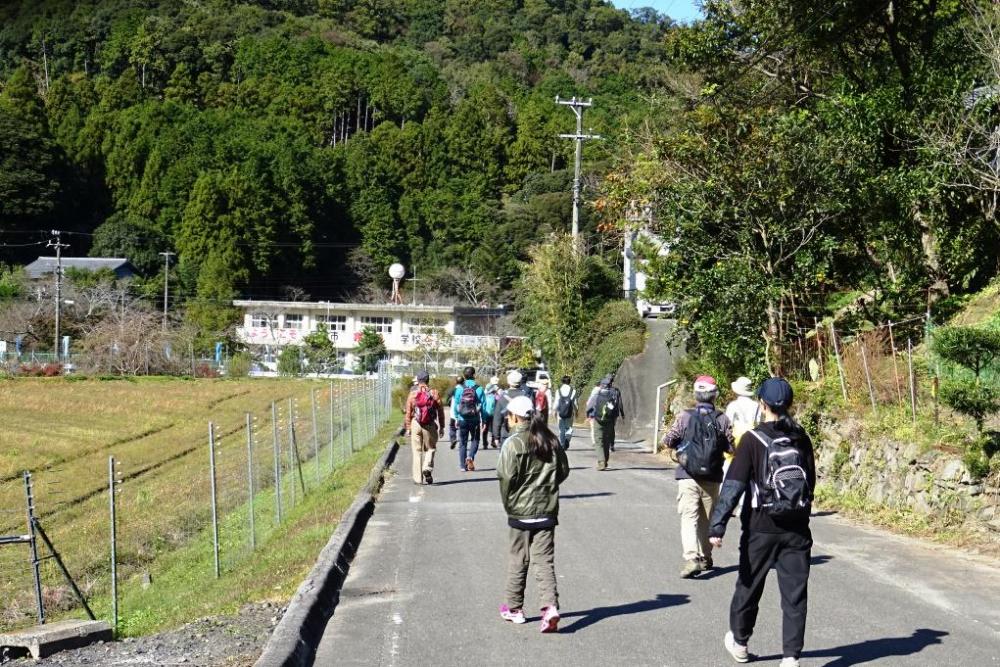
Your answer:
[779,659,799,667]
[724,631,749,663]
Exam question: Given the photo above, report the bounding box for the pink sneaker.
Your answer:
[499,605,526,624]
[539,606,560,633]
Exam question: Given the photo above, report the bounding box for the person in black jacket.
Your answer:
[708,377,816,667]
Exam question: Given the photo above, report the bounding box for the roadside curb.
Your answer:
[254,439,400,667]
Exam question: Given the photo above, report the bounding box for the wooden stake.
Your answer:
[907,338,917,426]
[830,322,848,401]
[888,320,903,404]
[860,343,878,414]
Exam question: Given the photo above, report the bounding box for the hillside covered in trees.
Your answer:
[0,0,671,329]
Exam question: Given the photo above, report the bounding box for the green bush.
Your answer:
[277,347,303,376]
[574,301,647,392]
[830,441,851,480]
[226,351,253,378]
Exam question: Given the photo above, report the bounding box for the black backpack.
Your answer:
[592,388,619,425]
[747,430,812,516]
[676,408,723,478]
[556,391,575,419]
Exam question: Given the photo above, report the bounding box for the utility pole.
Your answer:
[556,96,601,244]
[159,252,175,330]
[47,230,69,360]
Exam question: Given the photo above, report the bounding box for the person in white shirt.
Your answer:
[553,376,578,449]
[725,377,759,445]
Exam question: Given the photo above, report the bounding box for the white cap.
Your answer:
[507,370,523,385]
[489,376,499,386]
[507,395,534,418]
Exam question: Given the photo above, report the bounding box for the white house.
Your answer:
[232,299,509,372]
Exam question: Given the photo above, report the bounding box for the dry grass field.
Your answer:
[0,376,388,633]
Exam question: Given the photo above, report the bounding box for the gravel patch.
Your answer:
[2,603,284,666]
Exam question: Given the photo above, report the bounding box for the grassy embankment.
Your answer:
[0,376,396,635]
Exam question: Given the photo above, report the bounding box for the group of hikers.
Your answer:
[402,367,814,666]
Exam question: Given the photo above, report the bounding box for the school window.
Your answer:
[407,318,446,333]
[282,314,304,330]
[315,314,347,332]
[360,316,393,334]
[251,312,272,328]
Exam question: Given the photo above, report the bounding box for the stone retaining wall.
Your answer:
[814,417,1000,542]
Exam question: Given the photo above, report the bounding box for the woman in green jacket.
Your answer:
[497,395,571,633]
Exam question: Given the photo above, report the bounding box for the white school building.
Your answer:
[232,300,508,372]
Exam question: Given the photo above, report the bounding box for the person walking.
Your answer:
[663,375,735,578]
[534,377,552,423]
[482,376,501,448]
[403,370,445,485]
[452,366,486,471]
[497,395,570,633]
[725,377,759,448]
[586,375,624,471]
[496,370,535,445]
[554,376,578,450]
[709,377,815,667]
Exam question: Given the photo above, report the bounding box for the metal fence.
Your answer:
[0,366,393,634]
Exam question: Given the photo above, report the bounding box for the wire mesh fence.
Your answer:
[0,366,393,635]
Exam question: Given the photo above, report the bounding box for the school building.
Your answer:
[232,299,509,372]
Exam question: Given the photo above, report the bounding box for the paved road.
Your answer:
[315,435,1000,666]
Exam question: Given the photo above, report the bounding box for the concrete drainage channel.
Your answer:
[254,440,400,667]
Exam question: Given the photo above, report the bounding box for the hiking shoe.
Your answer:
[466,457,475,471]
[700,557,714,571]
[539,606,560,633]
[724,631,749,663]
[778,659,799,667]
[596,461,607,471]
[679,559,701,579]
[422,469,433,485]
[499,605,526,624]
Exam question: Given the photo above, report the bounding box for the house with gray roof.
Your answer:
[25,257,139,280]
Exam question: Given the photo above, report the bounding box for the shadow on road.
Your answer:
[560,492,616,500]
[432,478,497,486]
[696,554,833,581]
[554,593,690,634]
[756,628,949,666]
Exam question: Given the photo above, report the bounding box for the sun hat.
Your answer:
[416,370,430,384]
[507,369,523,385]
[490,375,499,386]
[731,376,754,397]
[599,374,614,387]
[757,377,793,410]
[693,375,718,393]
[507,395,534,418]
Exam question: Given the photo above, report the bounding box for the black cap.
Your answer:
[757,377,793,410]
[416,370,430,383]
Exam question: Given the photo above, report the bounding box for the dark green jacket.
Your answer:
[497,424,570,522]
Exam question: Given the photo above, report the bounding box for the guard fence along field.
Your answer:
[0,368,392,635]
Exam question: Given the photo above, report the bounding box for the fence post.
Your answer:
[208,422,220,578]
[246,413,255,551]
[23,472,44,625]
[328,382,335,473]
[888,320,903,404]
[349,382,356,452]
[271,401,282,524]
[311,388,320,485]
[907,338,917,426]
[860,343,877,414]
[108,456,118,632]
[287,398,297,505]
[829,322,848,401]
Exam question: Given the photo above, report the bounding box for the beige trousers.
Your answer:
[677,478,720,562]
[410,418,437,483]
[505,526,558,610]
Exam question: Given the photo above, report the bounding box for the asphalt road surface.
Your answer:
[315,435,1000,666]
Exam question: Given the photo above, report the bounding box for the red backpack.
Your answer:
[413,386,438,426]
[534,390,549,413]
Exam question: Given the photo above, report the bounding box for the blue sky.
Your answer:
[610,0,702,23]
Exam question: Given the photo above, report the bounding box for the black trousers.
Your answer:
[730,529,812,659]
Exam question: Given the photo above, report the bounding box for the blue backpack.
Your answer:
[483,391,497,418]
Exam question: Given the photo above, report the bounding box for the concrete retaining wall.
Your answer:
[254,440,399,667]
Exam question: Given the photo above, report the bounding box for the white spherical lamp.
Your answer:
[388,263,406,304]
